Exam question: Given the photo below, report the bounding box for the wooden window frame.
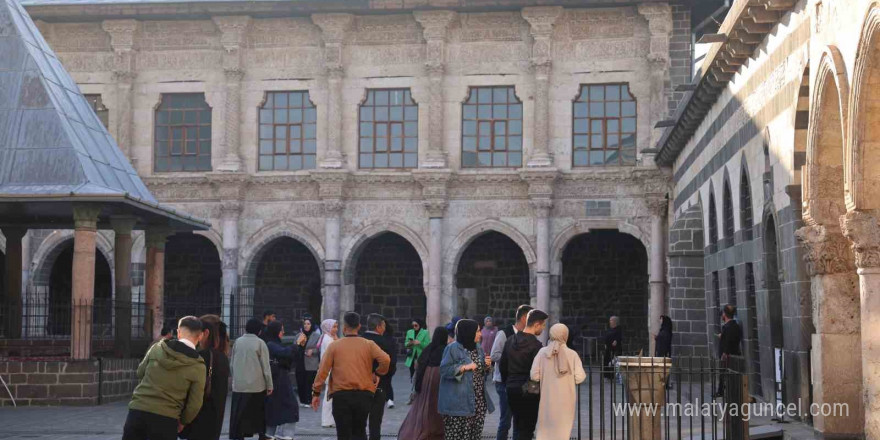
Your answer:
[154,93,212,173]
[572,83,637,167]
[461,86,523,169]
[358,88,419,170]
[258,91,318,172]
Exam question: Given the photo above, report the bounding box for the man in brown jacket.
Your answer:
[312,311,391,440]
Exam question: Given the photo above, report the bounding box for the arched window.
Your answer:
[740,167,754,240]
[708,190,719,253]
[722,180,734,248]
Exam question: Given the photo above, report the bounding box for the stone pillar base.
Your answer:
[811,333,864,437]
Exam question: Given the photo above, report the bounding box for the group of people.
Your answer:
[119,302,738,440]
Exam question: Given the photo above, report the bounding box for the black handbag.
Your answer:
[522,379,540,395]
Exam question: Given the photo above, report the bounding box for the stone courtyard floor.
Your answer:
[0,363,814,439]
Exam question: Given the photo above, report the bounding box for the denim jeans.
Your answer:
[495,382,518,440]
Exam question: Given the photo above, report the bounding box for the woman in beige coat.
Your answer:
[530,323,586,440]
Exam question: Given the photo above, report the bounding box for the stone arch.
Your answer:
[706,182,719,252]
[791,61,810,209]
[445,219,537,271]
[31,230,114,292]
[740,155,755,239]
[241,220,326,282]
[848,4,880,211]
[722,169,735,248]
[341,221,429,288]
[550,220,651,278]
[759,203,785,398]
[193,229,224,260]
[804,47,849,227]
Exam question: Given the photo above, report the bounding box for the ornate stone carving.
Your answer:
[566,8,637,40]
[312,13,354,71]
[219,200,242,217]
[521,7,561,169]
[139,20,221,51]
[459,12,524,42]
[312,14,353,169]
[247,18,322,48]
[841,211,880,269]
[529,198,553,217]
[795,225,856,276]
[414,169,452,217]
[645,198,668,217]
[521,169,559,204]
[323,200,345,216]
[352,15,423,45]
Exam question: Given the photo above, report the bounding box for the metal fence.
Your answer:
[0,295,149,341]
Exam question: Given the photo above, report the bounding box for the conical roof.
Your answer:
[0,0,154,202]
[0,0,207,230]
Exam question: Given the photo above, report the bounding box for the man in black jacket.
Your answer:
[500,309,548,440]
[715,304,742,397]
[363,314,396,440]
[603,316,622,380]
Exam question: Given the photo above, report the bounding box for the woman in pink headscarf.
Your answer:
[530,323,586,440]
[316,319,338,428]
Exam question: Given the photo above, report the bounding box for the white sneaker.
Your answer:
[386,400,395,409]
[300,403,311,408]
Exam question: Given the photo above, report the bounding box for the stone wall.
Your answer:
[559,231,649,354]
[0,358,140,406]
[354,232,425,343]
[456,232,530,324]
[667,204,708,357]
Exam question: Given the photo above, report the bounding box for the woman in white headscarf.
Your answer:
[530,323,586,440]
[316,319,338,428]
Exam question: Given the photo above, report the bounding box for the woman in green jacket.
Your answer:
[405,318,431,379]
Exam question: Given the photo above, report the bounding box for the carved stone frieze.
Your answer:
[458,12,526,42]
[795,225,856,276]
[352,14,423,45]
[246,18,321,48]
[520,169,559,200]
[139,20,221,51]
[312,13,354,72]
[414,169,452,218]
[645,198,668,217]
[312,170,349,201]
[566,8,637,40]
[50,23,111,52]
[841,211,880,269]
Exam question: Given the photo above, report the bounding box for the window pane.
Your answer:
[275,140,286,154]
[290,125,301,139]
[462,151,477,167]
[405,106,418,121]
[289,155,302,170]
[479,136,491,151]
[493,152,507,167]
[404,153,417,168]
[574,135,588,149]
[289,92,302,107]
[463,120,477,135]
[574,119,588,134]
[478,88,491,103]
[606,85,620,100]
[622,118,636,132]
[508,152,522,167]
[390,107,403,121]
[478,105,491,119]
[260,109,272,123]
[463,105,477,119]
[509,136,522,151]
[606,102,620,117]
[478,152,491,167]
[494,121,506,134]
[573,150,588,166]
[390,124,402,137]
[274,155,288,170]
[590,102,604,117]
[493,104,507,118]
[260,140,272,154]
[590,150,604,165]
[389,153,403,167]
[574,103,588,118]
[375,153,388,168]
[305,108,317,123]
[509,104,522,119]
[375,107,389,121]
[590,86,604,100]
[391,137,402,152]
[260,125,273,139]
[304,124,317,139]
[360,107,373,121]
[290,139,301,153]
[376,137,388,151]
[274,109,287,122]
[404,122,417,137]
[405,137,417,152]
[360,138,373,152]
[303,155,316,169]
[375,90,389,106]
[622,101,636,117]
[509,120,522,135]
[493,88,507,103]
[259,156,272,171]
[360,154,373,168]
[463,137,477,152]
[304,140,316,154]
[360,122,373,136]
[274,93,287,108]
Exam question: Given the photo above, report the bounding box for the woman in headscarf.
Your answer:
[530,323,586,440]
[180,315,230,440]
[405,318,430,380]
[316,319,338,428]
[654,315,673,358]
[263,320,301,440]
[295,317,321,407]
[437,319,494,440]
[398,326,450,440]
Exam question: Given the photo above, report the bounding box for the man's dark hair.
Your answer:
[526,309,549,327]
[263,310,275,319]
[178,316,202,334]
[515,304,534,322]
[723,304,737,319]
[367,313,385,331]
[160,326,172,337]
[343,311,361,330]
[246,318,264,335]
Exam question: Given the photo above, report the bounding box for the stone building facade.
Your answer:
[0,0,694,354]
[657,0,880,437]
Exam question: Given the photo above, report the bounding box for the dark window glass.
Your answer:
[84,94,109,129]
[712,271,721,330]
[359,88,418,169]
[258,91,317,171]
[741,168,754,241]
[727,267,737,307]
[154,93,212,172]
[709,192,719,253]
[723,180,734,248]
[461,86,523,168]
[572,83,637,167]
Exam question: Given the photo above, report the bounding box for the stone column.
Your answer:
[212,16,251,172]
[314,171,348,320]
[312,14,354,169]
[637,4,673,146]
[102,20,138,164]
[71,206,101,360]
[414,11,456,168]
[841,211,880,439]
[2,227,25,339]
[522,7,562,168]
[145,228,170,340]
[795,224,863,436]
[415,170,452,329]
[521,170,557,342]
[647,198,667,354]
[220,201,241,324]
[111,217,136,358]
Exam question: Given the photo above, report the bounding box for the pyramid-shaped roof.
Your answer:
[0,0,207,230]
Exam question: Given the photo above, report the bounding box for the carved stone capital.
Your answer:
[312,13,355,44]
[207,172,248,200]
[413,10,457,41]
[520,169,559,199]
[841,211,880,269]
[529,198,553,217]
[145,227,172,251]
[637,3,673,35]
[323,199,345,216]
[313,170,349,200]
[212,15,251,49]
[521,7,563,39]
[112,70,137,84]
[795,225,856,276]
[219,200,242,217]
[73,205,102,231]
[224,68,245,83]
[102,19,138,50]
[425,62,445,77]
[110,216,138,236]
[424,200,448,218]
